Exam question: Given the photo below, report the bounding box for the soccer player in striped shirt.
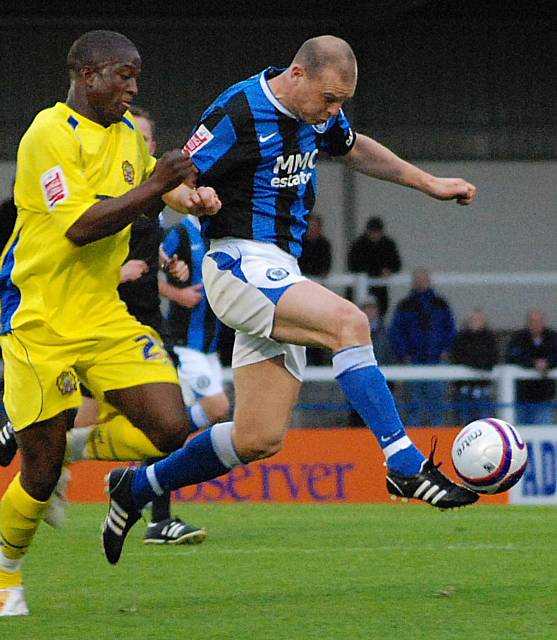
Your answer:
[103,35,479,566]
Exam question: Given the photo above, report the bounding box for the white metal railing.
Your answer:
[222,364,557,425]
[313,271,557,306]
[0,361,552,426]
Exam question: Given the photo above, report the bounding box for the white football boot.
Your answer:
[0,586,29,617]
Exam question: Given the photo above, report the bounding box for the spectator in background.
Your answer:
[505,308,557,424]
[347,215,402,317]
[390,268,457,426]
[451,309,499,424]
[299,213,332,277]
[363,295,396,367]
[300,214,333,365]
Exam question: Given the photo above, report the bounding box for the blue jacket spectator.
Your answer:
[390,269,456,364]
[389,269,457,426]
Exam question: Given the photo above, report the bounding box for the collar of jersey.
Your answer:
[259,67,296,120]
[56,102,127,131]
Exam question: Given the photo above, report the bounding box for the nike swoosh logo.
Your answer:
[259,132,277,143]
[381,430,402,443]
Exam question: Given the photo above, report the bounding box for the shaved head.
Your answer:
[67,30,138,74]
[292,35,357,83]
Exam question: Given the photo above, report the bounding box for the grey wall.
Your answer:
[315,160,557,330]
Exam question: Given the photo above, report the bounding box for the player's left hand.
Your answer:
[186,186,222,216]
[427,177,476,205]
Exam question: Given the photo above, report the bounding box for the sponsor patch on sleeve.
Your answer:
[184,124,214,157]
[41,165,70,211]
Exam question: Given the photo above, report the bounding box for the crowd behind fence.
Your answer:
[219,365,557,428]
[2,271,556,428]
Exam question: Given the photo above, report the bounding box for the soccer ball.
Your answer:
[451,418,528,494]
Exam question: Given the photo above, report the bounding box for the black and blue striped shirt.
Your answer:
[187,67,356,258]
[163,217,221,353]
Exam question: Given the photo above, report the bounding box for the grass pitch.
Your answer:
[3,503,556,640]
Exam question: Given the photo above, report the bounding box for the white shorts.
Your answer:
[173,345,225,406]
[202,238,307,381]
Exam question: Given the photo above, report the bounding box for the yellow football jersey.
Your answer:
[0,102,157,337]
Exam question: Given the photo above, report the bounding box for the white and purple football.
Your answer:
[451,418,528,494]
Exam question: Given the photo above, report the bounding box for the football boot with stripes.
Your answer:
[102,467,141,565]
[0,421,17,467]
[144,517,208,545]
[386,442,479,509]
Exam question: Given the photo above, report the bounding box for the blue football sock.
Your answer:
[131,422,242,508]
[332,345,425,475]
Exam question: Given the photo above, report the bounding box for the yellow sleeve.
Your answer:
[14,114,99,234]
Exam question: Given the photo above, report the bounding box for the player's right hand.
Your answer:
[152,149,199,192]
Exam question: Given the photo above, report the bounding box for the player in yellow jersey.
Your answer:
[0,30,221,616]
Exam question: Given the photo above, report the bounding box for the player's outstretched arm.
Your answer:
[343,134,476,205]
[66,150,196,246]
[162,185,221,217]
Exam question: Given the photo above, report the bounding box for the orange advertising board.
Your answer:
[0,428,507,504]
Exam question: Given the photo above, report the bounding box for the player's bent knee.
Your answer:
[331,302,371,350]
[235,432,285,462]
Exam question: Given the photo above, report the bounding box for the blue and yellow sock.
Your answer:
[83,414,167,461]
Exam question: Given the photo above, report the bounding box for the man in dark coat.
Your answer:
[506,308,557,424]
[347,216,401,316]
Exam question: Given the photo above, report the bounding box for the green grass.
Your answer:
[3,504,557,639]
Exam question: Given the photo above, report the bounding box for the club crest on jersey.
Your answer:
[41,165,69,211]
[184,124,214,157]
[56,370,79,396]
[266,267,289,281]
[195,375,211,390]
[122,160,135,185]
[312,122,329,134]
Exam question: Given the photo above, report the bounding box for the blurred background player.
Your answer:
[103,34,479,567]
[162,216,231,437]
